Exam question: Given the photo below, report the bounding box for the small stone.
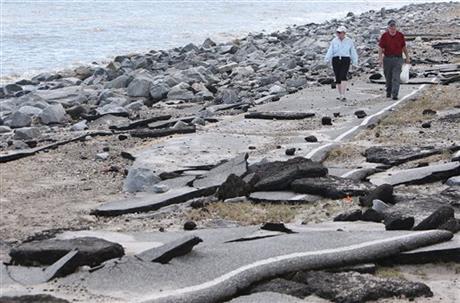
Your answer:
[371,199,391,213]
[421,122,431,128]
[355,110,367,119]
[70,120,88,131]
[446,176,460,186]
[360,184,394,207]
[422,109,436,115]
[96,152,109,160]
[118,134,128,141]
[152,184,169,193]
[123,167,161,192]
[333,112,341,117]
[304,135,318,142]
[321,116,332,125]
[184,221,197,231]
[285,148,296,156]
[102,146,110,152]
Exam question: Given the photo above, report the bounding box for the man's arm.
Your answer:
[402,46,410,64]
[378,47,384,67]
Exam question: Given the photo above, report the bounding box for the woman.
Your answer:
[325,26,358,101]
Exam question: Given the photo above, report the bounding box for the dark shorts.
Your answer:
[332,56,351,84]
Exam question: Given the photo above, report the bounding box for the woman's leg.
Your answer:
[339,58,350,99]
[332,57,342,97]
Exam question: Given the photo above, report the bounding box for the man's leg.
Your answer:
[391,58,403,99]
[383,57,393,97]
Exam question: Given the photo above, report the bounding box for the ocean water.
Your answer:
[0,0,451,81]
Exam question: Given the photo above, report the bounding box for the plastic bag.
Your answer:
[400,64,410,84]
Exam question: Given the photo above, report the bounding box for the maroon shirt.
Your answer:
[379,31,406,56]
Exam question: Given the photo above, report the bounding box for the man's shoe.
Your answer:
[392,96,398,100]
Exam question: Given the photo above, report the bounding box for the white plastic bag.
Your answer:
[400,64,410,84]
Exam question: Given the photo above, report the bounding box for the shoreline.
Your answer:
[0,1,435,85]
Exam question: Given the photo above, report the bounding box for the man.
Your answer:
[378,19,410,100]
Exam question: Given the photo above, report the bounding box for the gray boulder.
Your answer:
[18,105,42,117]
[149,82,170,102]
[39,104,67,124]
[13,127,41,140]
[70,120,88,131]
[219,88,239,104]
[167,82,194,101]
[123,167,161,192]
[105,75,132,89]
[127,73,154,97]
[446,176,460,186]
[9,111,32,128]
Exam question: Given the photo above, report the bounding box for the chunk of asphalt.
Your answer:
[413,206,455,230]
[0,294,70,303]
[92,187,214,216]
[361,209,384,223]
[129,125,196,138]
[9,237,124,267]
[193,154,248,190]
[244,112,315,120]
[291,176,373,199]
[359,184,394,207]
[325,263,376,274]
[384,216,415,231]
[246,278,311,299]
[260,223,294,234]
[333,210,362,222]
[251,157,327,191]
[292,270,433,302]
[364,146,460,166]
[369,162,460,186]
[249,191,320,204]
[43,249,79,280]
[135,235,202,264]
[226,230,283,243]
[381,234,460,264]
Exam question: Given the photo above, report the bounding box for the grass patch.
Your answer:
[186,202,302,225]
[375,266,406,280]
[325,144,363,163]
[380,86,459,126]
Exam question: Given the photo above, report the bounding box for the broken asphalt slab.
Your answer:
[244,111,315,120]
[291,175,374,199]
[364,145,460,166]
[369,162,460,186]
[9,237,124,266]
[249,191,321,204]
[136,235,202,263]
[92,187,214,216]
[47,228,451,303]
[382,234,460,264]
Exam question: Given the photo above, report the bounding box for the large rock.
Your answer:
[149,82,170,102]
[413,206,455,230]
[123,167,161,192]
[167,82,194,101]
[9,237,124,267]
[292,270,432,302]
[9,111,32,128]
[193,154,248,190]
[13,127,41,140]
[250,157,328,191]
[384,215,415,230]
[127,73,153,97]
[18,105,42,117]
[39,104,67,124]
[104,75,131,89]
[291,176,373,199]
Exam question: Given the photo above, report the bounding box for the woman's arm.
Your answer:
[324,41,334,63]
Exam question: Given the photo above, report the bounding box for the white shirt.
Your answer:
[324,37,359,65]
